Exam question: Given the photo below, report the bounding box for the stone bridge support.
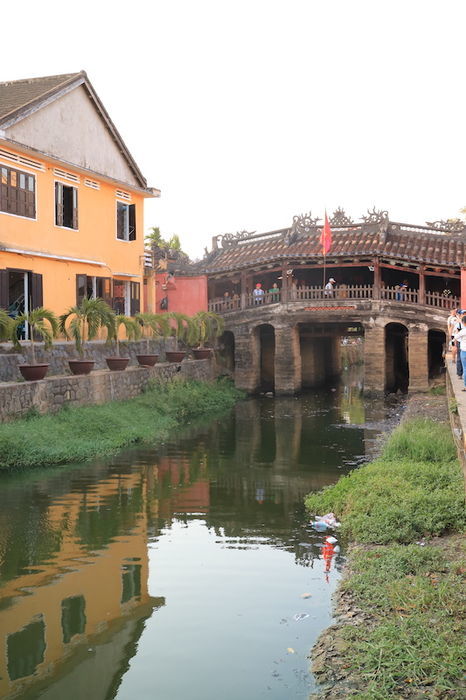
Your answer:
[234,325,260,392]
[408,323,429,392]
[274,325,301,395]
[363,322,385,393]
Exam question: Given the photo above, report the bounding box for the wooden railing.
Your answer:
[208,286,460,313]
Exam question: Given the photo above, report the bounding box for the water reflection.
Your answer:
[0,368,403,699]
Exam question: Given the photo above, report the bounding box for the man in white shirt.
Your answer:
[324,278,336,297]
[453,317,466,389]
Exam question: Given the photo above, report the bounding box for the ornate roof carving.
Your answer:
[329,207,354,227]
[361,207,389,224]
[221,230,256,247]
[425,219,466,233]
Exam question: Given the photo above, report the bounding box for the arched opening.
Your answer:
[299,323,364,388]
[256,324,275,392]
[218,331,235,373]
[428,329,446,379]
[385,323,409,392]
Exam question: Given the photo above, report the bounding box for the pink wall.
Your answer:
[155,273,208,315]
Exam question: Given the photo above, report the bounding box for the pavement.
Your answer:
[445,354,466,489]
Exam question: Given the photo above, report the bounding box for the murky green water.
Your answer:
[0,369,403,699]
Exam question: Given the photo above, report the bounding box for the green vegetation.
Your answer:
[0,378,242,470]
[59,297,115,357]
[341,541,466,697]
[306,419,466,697]
[305,419,465,544]
[11,307,58,363]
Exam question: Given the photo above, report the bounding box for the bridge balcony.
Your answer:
[208,285,459,315]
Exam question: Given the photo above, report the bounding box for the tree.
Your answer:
[10,308,59,364]
[59,298,115,357]
[144,228,188,258]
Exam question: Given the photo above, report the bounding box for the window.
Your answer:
[61,596,86,643]
[121,564,141,604]
[112,279,129,314]
[76,275,111,305]
[7,617,46,680]
[116,202,136,241]
[55,181,78,229]
[0,164,35,218]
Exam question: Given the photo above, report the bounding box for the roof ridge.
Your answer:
[0,71,82,88]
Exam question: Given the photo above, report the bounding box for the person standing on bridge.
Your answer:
[325,278,336,297]
[447,309,460,363]
[253,283,265,305]
[453,316,466,389]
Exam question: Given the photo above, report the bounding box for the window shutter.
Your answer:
[116,202,124,239]
[72,187,78,229]
[30,273,43,309]
[0,270,8,309]
[128,204,136,240]
[130,282,140,315]
[55,182,63,226]
[26,189,35,218]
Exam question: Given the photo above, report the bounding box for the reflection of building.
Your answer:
[0,468,164,699]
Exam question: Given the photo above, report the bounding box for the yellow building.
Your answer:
[0,71,159,321]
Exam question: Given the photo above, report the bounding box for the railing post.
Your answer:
[373,259,381,300]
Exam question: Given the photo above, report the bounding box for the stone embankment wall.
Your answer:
[0,359,213,422]
[0,339,175,383]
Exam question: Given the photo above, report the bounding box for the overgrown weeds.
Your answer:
[0,378,243,470]
[305,419,465,544]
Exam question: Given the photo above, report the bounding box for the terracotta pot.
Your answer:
[136,354,159,367]
[18,364,49,381]
[106,357,130,371]
[165,351,186,363]
[68,360,95,375]
[192,348,212,359]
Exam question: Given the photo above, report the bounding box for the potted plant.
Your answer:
[165,312,195,362]
[59,297,115,375]
[105,315,141,370]
[135,312,169,366]
[191,311,224,359]
[10,307,59,381]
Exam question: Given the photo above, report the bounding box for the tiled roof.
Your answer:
[196,222,466,274]
[0,72,82,123]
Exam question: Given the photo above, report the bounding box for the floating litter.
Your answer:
[293,613,309,622]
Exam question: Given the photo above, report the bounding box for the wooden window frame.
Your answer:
[116,201,136,242]
[55,180,78,230]
[0,163,36,220]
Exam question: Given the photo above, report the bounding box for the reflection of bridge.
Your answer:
[195,210,463,394]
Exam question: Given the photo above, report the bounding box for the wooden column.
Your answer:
[418,265,426,305]
[373,258,381,300]
[281,261,288,302]
[240,271,247,310]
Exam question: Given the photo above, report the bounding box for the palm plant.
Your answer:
[0,308,12,342]
[192,311,224,348]
[10,307,59,364]
[167,312,197,351]
[107,315,142,356]
[136,312,171,353]
[59,297,115,357]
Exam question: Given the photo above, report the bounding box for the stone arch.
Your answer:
[254,323,276,392]
[385,322,409,392]
[428,328,446,378]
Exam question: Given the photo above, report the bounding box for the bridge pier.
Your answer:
[275,325,301,395]
[234,326,260,392]
[408,324,429,392]
[363,324,385,393]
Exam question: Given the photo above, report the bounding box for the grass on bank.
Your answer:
[0,378,243,470]
[306,419,466,697]
[305,418,465,545]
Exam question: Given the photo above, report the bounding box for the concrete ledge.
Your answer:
[445,358,466,490]
[0,360,213,422]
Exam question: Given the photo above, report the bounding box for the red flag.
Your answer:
[319,211,332,255]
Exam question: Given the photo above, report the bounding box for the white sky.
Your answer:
[4,0,466,258]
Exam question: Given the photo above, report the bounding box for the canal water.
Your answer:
[0,369,404,700]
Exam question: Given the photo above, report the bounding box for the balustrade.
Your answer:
[207,285,459,313]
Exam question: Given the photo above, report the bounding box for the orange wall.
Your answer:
[155,273,207,315]
[0,145,150,316]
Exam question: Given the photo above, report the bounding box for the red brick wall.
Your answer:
[155,274,208,315]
